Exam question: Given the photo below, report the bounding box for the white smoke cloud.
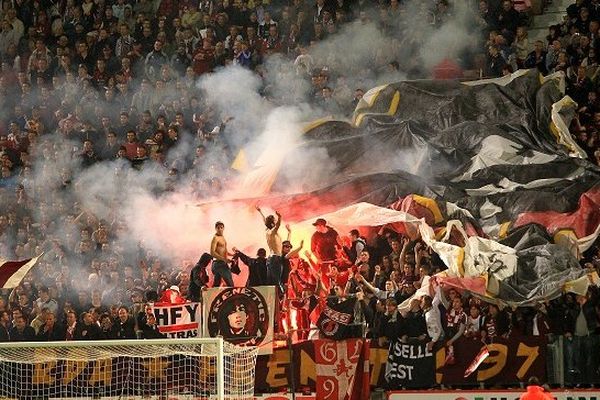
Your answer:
[7,0,480,284]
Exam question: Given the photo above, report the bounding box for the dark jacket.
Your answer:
[188,253,212,302]
[9,326,36,342]
[36,323,66,341]
[74,322,101,340]
[112,317,136,339]
[237,252,268,287]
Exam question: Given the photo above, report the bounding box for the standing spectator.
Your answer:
[344,229,367,264]
[34,286,58,316]
[145,40,168,81]
[236,248,269,287]
[524,40,547,74]
[422,280,445,352]
[192,38,215,76]
[310,218,339,264]
[497,0,520,35]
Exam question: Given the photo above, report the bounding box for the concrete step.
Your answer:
[546,3,569,13]
[528,27,549,43]
[531,11,567,28]
[550,0,575,9]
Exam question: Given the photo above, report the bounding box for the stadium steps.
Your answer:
[528,0,572,44]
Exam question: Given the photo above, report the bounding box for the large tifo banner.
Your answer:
[151,302,201,338]
[202,286,276,354]
[254,336,547,393]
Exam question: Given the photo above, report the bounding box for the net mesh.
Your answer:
[0,339,258,399]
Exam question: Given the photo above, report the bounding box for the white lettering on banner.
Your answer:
[386,364,414,380]
[391,343,433,359]
[387,390,599,400]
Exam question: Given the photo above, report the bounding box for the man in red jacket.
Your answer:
[519,376,553,400]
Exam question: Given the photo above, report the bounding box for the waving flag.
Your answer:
[0,255,43,288]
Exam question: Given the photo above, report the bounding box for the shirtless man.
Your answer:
[256,206,294,295]
[255,206,282,255]
[210,221,235,287]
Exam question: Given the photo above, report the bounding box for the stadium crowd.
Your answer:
[0,0,598,390]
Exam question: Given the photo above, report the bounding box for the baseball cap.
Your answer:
[312,218,327,226]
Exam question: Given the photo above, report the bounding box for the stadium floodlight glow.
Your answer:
[0,337,258,400]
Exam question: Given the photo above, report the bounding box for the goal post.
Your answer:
[0,337,259,400]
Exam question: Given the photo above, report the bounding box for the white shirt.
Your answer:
[424,286,444,342]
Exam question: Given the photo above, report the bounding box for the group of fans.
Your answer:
[0,0,598,392]
[483,0,600,163]
[226,211,600,387]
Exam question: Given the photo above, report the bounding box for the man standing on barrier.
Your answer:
[310,218,342,288]
[210,221,235,287]
[255,206,286,294]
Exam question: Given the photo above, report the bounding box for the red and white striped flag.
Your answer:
[0,255,42,288]
[464,345,490,378]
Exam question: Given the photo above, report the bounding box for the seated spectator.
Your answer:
[74,312,101,340]
[10,315,35,342]
[112,306,136,339]
[99,313,115,339]
[36,311,66,341]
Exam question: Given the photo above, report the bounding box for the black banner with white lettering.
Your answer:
[317,297,361,340]
[384,342,434,389]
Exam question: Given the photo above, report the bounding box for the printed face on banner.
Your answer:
[207,287,270,346]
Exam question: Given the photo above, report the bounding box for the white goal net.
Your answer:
[0,338,258,400]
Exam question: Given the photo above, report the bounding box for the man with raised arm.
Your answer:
[210,221,235,287]
[255,206,285,294]
[255,205,283,256]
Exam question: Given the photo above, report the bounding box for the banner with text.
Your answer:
[253,336,547,392]
[202,286,276,354]
[436,336,547,385]
[151,302,201,338]
[385,342,434,388]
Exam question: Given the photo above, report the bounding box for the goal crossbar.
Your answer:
[0,338,257,400]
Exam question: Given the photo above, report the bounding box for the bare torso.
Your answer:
[212,234,228,261]
[266,228,282,256]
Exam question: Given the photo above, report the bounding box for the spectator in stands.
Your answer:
[236,248,269,287]
[483,304,510,342]
[422,281,444,351]
[65,310,77,341]
[140,312,166,339]
[74,312,101,340]
[112,306,136,339]
[310,218,340,264]
[524,40,548,74]
[36,311,66,341]
[497,0,521,34]
[10,315,35,342]
[465,305,486,339]
[444,296,467,365]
